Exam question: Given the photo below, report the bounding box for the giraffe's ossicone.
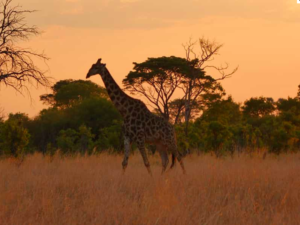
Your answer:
[86,58,186,175]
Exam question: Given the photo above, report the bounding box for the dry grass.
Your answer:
[0,152,300,225]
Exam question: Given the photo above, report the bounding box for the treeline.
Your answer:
[179,94,300,156]
[0,80,123,157]
[1,79,300,157]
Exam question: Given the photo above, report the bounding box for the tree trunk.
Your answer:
[184,100,190,138]
[184,82,192,154]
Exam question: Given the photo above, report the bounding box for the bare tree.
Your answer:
[0,0,50,96]
[183,37,238,84]
[181,37,238,146]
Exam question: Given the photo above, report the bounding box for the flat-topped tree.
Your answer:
[86,58,186,175]
[123,56,201,121]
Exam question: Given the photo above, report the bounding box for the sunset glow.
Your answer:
[1,0,300,117]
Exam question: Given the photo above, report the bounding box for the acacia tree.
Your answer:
[123,56,225,125]
[0,0,50,95]
[123,56,199,120]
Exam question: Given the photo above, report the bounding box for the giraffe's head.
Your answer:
[86,58,107,79]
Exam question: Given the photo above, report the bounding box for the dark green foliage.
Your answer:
[277,97,300,117]
[29,108,69,153]
[95,120,123,152]
[181,97,241,154]
[57,128,78,155]
[270,128,289,153]
[200,96,241,125]
[27,79,122,154]
[206,121,233,156]
[67,98,122,137]
[30,97,122,153]
[77,125,95,154]
[0,113,31,157]
[31,79,112,153]
[242,97,275,118]
[175,88,300,155]
[40,79,108,108]
[56,125,95,155]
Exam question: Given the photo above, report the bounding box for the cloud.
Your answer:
[22,0,300,29]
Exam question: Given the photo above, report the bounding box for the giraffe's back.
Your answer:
[124,103,175,147]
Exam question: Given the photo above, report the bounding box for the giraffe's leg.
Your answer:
[170,143,186,174]
[137,139,152,175]
[122,136,131,173]
[170,153,176,169]
[157,144,169,174]
[176,153,186,174]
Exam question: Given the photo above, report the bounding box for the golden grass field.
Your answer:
[0,152,300,225]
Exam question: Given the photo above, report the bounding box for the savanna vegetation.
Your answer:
[1,77,300,158]
[1,153,300,225]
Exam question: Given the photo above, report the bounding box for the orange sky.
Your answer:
[1,0,300,117]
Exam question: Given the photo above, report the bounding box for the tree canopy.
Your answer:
[40,79,108,108]
[28,79,122,154]
[242,97,275,118]
[123,56,203,120]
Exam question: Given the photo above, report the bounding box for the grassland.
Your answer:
[0,152,300,225]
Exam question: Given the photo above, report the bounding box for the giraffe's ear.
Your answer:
[96,58,102,64]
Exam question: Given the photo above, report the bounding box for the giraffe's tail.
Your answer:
[170,153,176,169]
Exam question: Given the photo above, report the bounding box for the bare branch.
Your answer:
[180,37,238,140]
[0,0,51,97]
[184,37,239,80]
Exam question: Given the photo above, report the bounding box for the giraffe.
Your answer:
[86,58,186,175]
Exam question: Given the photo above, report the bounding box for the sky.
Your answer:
[1,0,300,117]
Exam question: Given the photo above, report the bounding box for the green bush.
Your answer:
[0,114,30,157]
[95,120,123,153]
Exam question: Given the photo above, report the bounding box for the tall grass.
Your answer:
[0,153,299,225]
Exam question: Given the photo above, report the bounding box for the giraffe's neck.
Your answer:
[99,68,131,115]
